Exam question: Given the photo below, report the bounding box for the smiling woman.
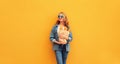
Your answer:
[50,12,73,64]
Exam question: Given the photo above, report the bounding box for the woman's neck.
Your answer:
[59,22,64,26]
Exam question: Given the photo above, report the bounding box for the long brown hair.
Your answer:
[56,12,69,30]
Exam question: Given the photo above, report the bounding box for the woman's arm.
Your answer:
[49,26,61,44]
[67,31,73,43]
[50,26,56,43]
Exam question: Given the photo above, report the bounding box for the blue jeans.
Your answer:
[55,49,69,64]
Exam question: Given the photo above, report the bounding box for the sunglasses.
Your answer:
[58,15,65,19]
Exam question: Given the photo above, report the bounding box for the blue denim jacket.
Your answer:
[50,24,73,51]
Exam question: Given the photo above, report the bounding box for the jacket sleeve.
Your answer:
[67,31,73,43]
[50,26,56,43]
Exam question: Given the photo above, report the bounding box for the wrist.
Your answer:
[54,40,58,43]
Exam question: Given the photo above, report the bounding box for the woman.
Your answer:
[50,12,73,64]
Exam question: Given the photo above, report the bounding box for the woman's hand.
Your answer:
[54,39,68,45]
[55,41,62,44]
[59,39,67,44]
[60,41,67,44]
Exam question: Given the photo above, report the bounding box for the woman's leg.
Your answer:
[55,50,63,64]
[62,50,69,64]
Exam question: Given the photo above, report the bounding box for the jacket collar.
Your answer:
[55,24,59,27]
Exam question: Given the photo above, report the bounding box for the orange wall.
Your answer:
[0,0,120,64]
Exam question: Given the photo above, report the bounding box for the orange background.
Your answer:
[0,0,120,64]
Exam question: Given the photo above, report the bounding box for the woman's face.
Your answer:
[58,14,65,22]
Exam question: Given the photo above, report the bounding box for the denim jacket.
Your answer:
[50,24,73,51]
